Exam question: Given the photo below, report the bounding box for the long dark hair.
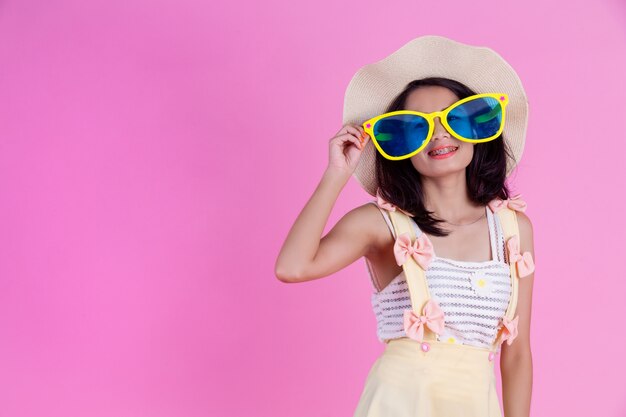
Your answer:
[375,77,517,236]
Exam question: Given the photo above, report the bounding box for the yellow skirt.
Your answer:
[353,338,502,417]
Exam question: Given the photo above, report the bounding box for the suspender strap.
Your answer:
[489,206,520,350]
[387,206,521,348]
[387,209,437,342]
[494,207,520,320]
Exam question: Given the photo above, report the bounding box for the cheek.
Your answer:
[460,143,474,161]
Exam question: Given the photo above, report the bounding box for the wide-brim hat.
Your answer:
[342,35,529,197]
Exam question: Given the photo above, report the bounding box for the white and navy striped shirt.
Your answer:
[365,201,512,350]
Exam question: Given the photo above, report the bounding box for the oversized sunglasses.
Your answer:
[362,93,509,160]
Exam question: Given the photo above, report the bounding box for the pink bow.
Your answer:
[488,194,527,213]
[375,188,414,217]
[499,315,519,346]
[394,232,435,270]
[403,299,445,342]
[506,234,535,278]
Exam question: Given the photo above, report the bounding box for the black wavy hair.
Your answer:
[375,77,518,237]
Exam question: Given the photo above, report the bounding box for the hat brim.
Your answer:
[342,35,529,196]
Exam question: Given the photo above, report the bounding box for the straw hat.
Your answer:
[342,35,529,197]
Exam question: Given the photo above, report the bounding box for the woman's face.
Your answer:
[407,86,474,177]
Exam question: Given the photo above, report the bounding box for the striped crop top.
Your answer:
[364,201,513,350]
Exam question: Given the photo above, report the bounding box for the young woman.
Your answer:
[275,36,534,417]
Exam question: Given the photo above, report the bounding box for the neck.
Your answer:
[421,171,483,223]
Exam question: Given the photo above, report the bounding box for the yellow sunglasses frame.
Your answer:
[362,93,509,161]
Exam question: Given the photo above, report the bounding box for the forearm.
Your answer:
[501,352,533,417]
[275,168,349,279]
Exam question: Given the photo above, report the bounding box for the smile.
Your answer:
[428,146,459,159]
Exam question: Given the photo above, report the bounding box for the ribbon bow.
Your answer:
[499,315,519,346]
[375,188,414,217]
[488,194,527,214]
[403,299,445,343]
[393,232,435,270]
[506,234,535,278]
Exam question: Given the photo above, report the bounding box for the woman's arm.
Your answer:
[500,210,535,417]
[274,168,381,283]
[274,125,376,283]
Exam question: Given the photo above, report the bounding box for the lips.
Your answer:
[427,145,459,156]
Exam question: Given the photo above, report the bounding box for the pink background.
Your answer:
[1,0,625,416]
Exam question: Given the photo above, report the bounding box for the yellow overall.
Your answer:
[353,206,522,417]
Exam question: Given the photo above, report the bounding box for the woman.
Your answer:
[275,36,534,417]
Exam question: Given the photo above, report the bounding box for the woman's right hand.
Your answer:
[327,124,370,176]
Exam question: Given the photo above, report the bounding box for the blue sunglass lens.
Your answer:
[447,97,503,139]
[373,114,429,158]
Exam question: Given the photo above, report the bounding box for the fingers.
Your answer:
[337,124,370,148]
[337,124,367,139]
[344,132,363,150]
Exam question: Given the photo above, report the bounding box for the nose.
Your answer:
[431,116,450,142]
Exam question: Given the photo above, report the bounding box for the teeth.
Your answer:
[429,146,458,156]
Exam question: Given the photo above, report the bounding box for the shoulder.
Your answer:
[515,210,533,237]
[352,201,388,231]
[351,201,395,253]
[347,200,380,221]
[515,210,534,253]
